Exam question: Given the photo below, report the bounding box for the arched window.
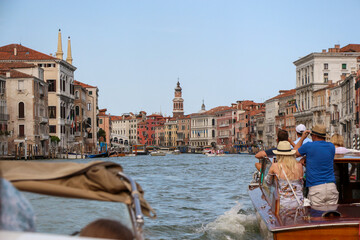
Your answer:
[75,91,79,99]
[18,102,25,118]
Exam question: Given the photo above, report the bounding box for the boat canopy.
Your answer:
[0,161,156,218]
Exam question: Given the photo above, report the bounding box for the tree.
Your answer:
[97,128,106,142]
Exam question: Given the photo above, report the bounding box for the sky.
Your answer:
[1,0,360,116]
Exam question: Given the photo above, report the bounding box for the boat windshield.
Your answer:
[23,192,134,236]
[260,158,276,203]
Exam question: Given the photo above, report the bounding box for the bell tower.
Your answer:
[172,80,184,118]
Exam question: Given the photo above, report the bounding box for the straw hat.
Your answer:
[272,141,296,155]
[311,125,327,138]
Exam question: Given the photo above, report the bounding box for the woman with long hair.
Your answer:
[265,141,304,209]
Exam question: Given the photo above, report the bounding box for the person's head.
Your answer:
[277,129,289,142]
[79,219,133,240]
[311,125,327,141]
[273,141,297,178]
[330,134,344,147]
[296,124,306,137]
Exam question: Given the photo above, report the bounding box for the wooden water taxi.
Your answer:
[249,154,360,240]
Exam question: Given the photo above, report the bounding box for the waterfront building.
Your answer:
[110,115,129,151]
[312,86,329,127]
[0,30,76,151]
[275,89,296,141]
[74,80,99,153]
[0,74,8,155]
[98,108,111,151]
[0,63,49,156]
[137,114,165,145]
[329,81,342,137]
[264,95,280,148]
[73,81,88,153]
[176,115,191,146]
[164,117,177,147]
[190,106,223,148]
[252,110,265,145]
[293,44,360,128]
[355,70,360,139]
[154,122,165,146]
[215,106,236,149]
[173,81,184,118]
[340,73,356,147]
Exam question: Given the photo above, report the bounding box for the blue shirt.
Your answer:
[298,141,335,187]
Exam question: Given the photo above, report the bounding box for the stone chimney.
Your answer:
[14,47,17,56]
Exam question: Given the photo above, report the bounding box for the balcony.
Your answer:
[40,134,49,140]
[312,105,326,112]
[219,123,229,127]
[218,134,230,138]
[40,116,48,124]
[0,113,9,121]
[75,132,81,137]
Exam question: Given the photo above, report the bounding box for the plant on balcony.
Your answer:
[50,136,61,143]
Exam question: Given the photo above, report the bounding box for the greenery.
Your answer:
[97,128,106,142]
[50,135,61,143]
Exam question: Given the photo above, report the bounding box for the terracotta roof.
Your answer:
[204,106,233,115]
[74,80,97,88]
[267,89,296,101]
[0,69,34,78]
[340,44,360,52]
[0,44,56,60]
[147,114,163,118]
[250,109,265,116]
[0,62,36,69]
[110,116,122,121]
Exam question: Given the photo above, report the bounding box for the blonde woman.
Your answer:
[265,141,304,209]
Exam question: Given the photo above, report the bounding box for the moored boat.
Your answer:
[85,151,108,158]
[249,154,360,239]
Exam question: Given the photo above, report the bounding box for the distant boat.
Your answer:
[172,149,181,155]
[86,151,108,158]
[150,151,166,156]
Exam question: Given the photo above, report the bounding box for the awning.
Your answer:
[0,161,155,218]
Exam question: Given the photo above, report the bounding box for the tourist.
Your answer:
[0,177,36,232]
[294,125,338,206]
[79,218,133,240]
[255,129,289,170]
[293,124,312,146]
[265,141,304,209]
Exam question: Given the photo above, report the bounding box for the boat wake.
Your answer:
[197,202,260,240]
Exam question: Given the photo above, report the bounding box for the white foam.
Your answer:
[197,202,257,238]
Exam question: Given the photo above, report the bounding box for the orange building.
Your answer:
[98,108,111,151]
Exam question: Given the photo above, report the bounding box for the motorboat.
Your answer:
[0,160,156,240]
[150,151,166,156]
[249,154,360,239]
[172,149,181,155]
[85,151,108,158]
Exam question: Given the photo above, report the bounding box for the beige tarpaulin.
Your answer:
[0,161,156,218]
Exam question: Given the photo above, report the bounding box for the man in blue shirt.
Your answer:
[294,125,338,206]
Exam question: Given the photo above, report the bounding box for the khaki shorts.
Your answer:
[308,183,338,206]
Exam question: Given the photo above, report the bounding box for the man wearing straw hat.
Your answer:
[294,125,338,206]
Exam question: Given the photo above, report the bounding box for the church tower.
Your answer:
[56,29,63,60]
[172,80,184,118]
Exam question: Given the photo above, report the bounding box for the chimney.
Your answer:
[335,44,340,49]
[6,71,10,78]
[322,49,326,53]
[14,47,17,56]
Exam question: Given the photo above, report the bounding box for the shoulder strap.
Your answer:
[279,164,302,206]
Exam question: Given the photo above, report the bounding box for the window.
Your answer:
[324,63,328,70]
[18,80,24,90]
[99,119,103,124]
[75,106,80,116]
[87,103,91,111]
[48,80,56,92]
[342,63,347,70]
[324,73,328,83]
[75,91,79,99]
[48,106,56,118]
[18,102,25,118]
[89,91,93,95]
[19,125,24,137]
[49,125,56,133]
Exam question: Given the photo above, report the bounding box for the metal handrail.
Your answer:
[117,172,144,227]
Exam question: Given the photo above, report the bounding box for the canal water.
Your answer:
[24,154,262,240]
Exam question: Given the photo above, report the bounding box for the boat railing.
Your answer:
[117,171,144,237]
